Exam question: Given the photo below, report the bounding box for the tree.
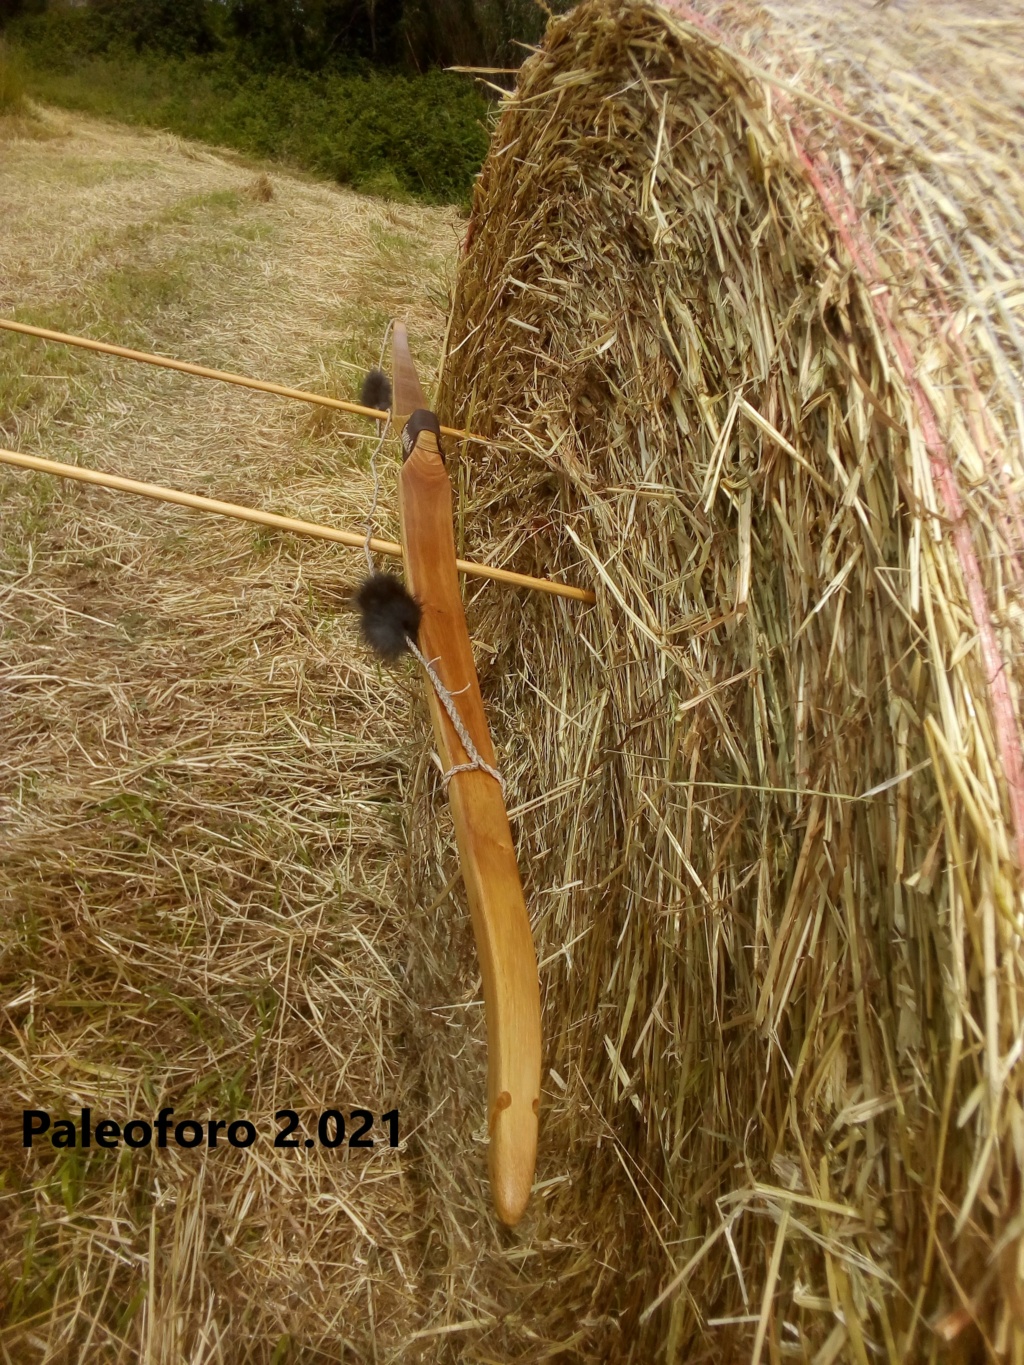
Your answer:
[87,0,220,56]
[0,0,47,27]
[228,0,404,69]
[228,0,302,67]
[402,0,571,71]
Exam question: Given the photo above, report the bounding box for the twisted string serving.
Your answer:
[407,641,505,791]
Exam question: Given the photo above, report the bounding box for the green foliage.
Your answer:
[402,0,575,67]
[227,0,404,71]
[9,39,491,204]
[7,3,221,65]
[6,9,104,70]
[8,0,402,70]
[5,0,501,204]
[306,68,491,202]
[88,0,221,58]
[0,0,45,26]
[0,38,26,111]
[3,0,577,69]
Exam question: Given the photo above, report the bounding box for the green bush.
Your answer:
[8,2,219,63]
[286,68,491,203]
[0,41,26,113]
[88,0,221,58]
[6,42,491,205]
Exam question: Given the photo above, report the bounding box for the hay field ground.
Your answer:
[0,104,475,1362]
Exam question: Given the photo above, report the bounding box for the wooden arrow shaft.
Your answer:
[0,317,483,444]
[0,446,594,603]
[399,427,541,1227]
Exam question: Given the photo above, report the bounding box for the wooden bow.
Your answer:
[393,323,541,1226]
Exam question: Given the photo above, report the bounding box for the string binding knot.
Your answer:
[408,641,504,792]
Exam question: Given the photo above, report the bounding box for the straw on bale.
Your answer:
[416,0,1024,1357]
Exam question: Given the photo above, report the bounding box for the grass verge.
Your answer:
[0,43,25,113]
[6,38,491,206]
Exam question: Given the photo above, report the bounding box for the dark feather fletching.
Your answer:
[359,368,392,413]
[353,573,420,661]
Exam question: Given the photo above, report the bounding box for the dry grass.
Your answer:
[6,4,1024,1359]
[246,173,276,205]
[428,0,1024,1360]
[0,112,464,1362]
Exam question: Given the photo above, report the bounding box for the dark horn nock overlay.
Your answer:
[402,409,444,464]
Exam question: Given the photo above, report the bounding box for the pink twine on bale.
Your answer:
[657,0,1024,870]
[795,143,1024,871]
[873,162,1024,588]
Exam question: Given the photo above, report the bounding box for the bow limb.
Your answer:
[394,327,541,1227]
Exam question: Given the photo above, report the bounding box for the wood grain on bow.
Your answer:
[393,323,541,1227]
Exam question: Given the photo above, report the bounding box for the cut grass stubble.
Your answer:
[0,115,462,1362]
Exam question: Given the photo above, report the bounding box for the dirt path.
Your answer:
[1,108,460,1363]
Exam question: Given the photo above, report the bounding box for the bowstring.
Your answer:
[363,321,393,574]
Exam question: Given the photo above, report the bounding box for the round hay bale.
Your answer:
[420,0,1024,1358]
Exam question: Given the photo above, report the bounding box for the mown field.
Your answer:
[0,103,463,1361]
